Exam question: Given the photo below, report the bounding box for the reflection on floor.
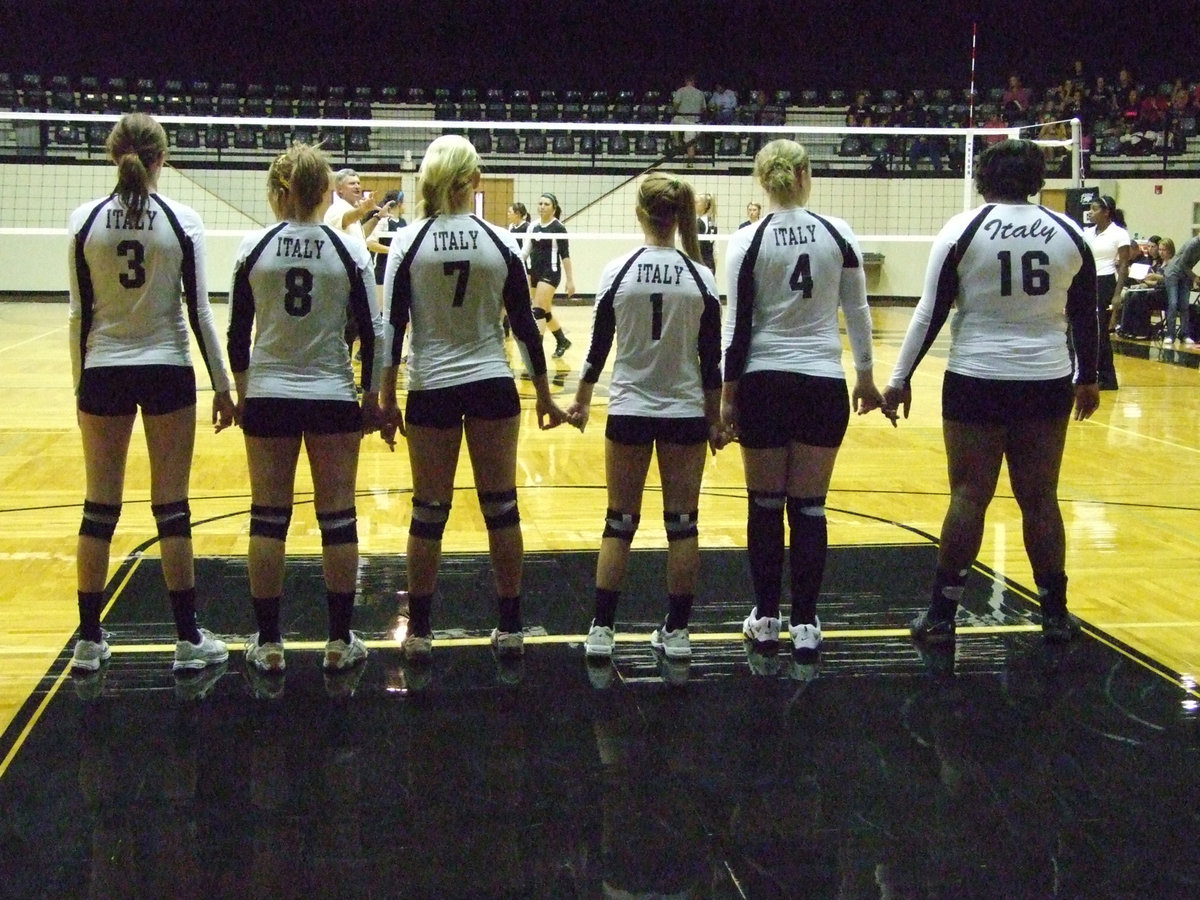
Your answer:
[1,547,1198,898]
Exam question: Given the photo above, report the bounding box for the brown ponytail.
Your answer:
[637,173,702,263]
[105,113,167,218]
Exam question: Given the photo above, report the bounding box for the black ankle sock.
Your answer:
[78,591,104,643]
[787,496,826,626]
[665,593,693,632]
[593,588,620,628]
[327,591,355,643]
[498,595,522,633]
[253,596,282,644]
[930,568,967,620]
[1035,571,1068,617]
[169,588,202,644]
[407,593,433,637]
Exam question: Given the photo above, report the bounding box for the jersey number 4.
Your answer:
[997,250,1050,296]
[790,254,814,298]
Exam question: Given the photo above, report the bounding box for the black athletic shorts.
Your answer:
[77,364,196,416]
[605,414,708,446]
[736,370,850,449]
[942,371,1075,425]
[242,398,363,438]
[406,377,520,429]
[530,268,562,290]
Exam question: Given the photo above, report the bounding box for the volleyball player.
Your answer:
[524,192,574,359]
[380,135,568,665]
[568,173,724,664]
[1084,195,1129,389]
[696,192,717,272]
[67,113,235,677]
[229,142,384,678]
[884,139,1099,645]
[504,202,531,338]
[723,139,888,661]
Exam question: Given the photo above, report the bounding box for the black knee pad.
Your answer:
[79,500,121,542]
[664,509,699,541]
[317,506,358,546]
[410,498,451,540]
[478,488,520,531]
[786,495,826,528]
[532,307,549,322]
[602,508,640,542]
[250,504,292,541]
[152,500,191,539]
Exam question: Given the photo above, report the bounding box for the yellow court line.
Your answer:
[102,625,1047,655]
[0,669,68,781]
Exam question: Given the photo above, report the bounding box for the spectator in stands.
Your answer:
[846,91,873,127]
[1087,74,1117,124]
[1002,74,1033,116]
[899,92,942,172]
[1162,235,1200,346]
[708,82,738,124]
[671,74,706,163]
[1037,102,1070,171]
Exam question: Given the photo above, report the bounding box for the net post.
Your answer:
[1070,117,1082,185]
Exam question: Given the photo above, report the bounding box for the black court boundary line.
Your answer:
[2,499,1196,772]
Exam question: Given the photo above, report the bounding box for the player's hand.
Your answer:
[1073,383,1100,421]
[212,390,237,432]
[565,401,589,432]
[881,385,910,424]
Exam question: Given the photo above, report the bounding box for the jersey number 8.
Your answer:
[284,267,313,317]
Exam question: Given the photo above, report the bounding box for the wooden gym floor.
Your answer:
[0,300,1197,896]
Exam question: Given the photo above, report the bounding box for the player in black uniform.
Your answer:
[524,193,574,358]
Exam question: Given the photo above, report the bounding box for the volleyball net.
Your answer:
[0,109,1081,294]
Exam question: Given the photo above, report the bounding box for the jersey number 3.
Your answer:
[117,240,146,289]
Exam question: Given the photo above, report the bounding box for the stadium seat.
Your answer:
[495,131,520,154]
[718,134,742,156]
[234,125,258,149]
[837,135,865,156]
[85,122,109,146]
[524,132,547,153]
[611,91,635,122]
[323,130,345,151]
[378,86,398,104]
[174,125,200,149]
[552,133,574,154]
[469,130,492,153]
[561,90,583,121]
[406,87,428,105]
[635,102,660,123]
[485,88,507,122]
[262,127,288,151]
[578,133,598,155]
[799,89,819,106]
[52,125,84,146]
[534,90,560,122]
[607,133,630,155]
[826,89,846,106]
[509,89,532,121]
[204,126,230,150]
[635,132,659,155]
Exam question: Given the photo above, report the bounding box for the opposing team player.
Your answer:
[884,139,1099,645]
[67,112,235,678]
[567,173,725,665]
[229,142,384,680]
[723,139,888,662]
[380,135,568,666]
[523,192,575,359]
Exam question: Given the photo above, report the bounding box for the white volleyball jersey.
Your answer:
[888,202,1098,386]
[228,221,382,400]
[383,214,545,391]
[67,192,231,393]
[1084,222,1130,277]
[583,246,722,418]
[723,207,873,382]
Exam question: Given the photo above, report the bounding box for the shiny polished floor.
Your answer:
[1,302,1199,897]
